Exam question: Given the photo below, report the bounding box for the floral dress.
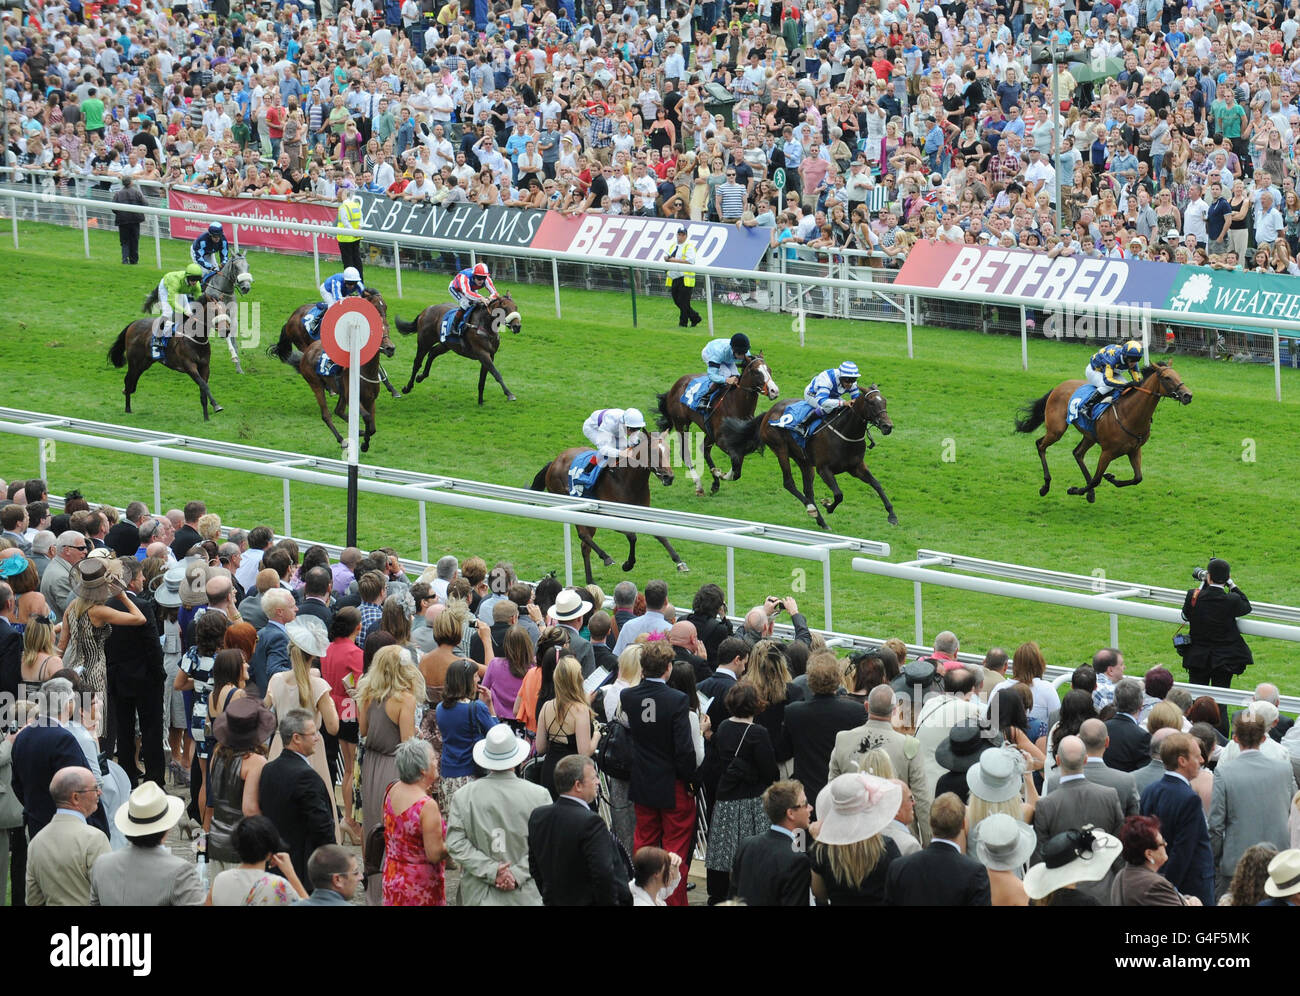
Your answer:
[381,792,446,906]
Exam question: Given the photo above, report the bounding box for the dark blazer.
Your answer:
[1182,584,1253,678]
[104,592,165,695]
[236,592,269,632]
[781,693,869,810]
[105,519,142,558]
[1103,715,1151,773]
[527,796,632,906]
[591,640,619,678]
[298,597,334,631]
[258,752,336,884]
[684,612,733,665]
[557,623,597,677]
[1032,776,1125,864]
[171,525,202,562]
[729,828,811,906]
[0,616,22,700]
[248,623,291,696]
[1140,773,1214,906]
[620,679,696,810]
[10,721,110,837]
[697,668,739,732]
[672,645,712,684]
[884,840,991,906]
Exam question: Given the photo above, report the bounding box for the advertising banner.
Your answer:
[353,193,545,249]
[167,191,338,252]
[530,213,772,270]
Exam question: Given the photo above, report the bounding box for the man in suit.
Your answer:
[620,640,697,906]
[668,621,711,683]
[1032,736,1125,895]
[256,709,336,883]
[1133,728,1177,794]
[915,666,982,798]
[236,569,278,632]
[885,791,991,906]
[11,678,109,838]
[527,755,632,906]
[1045,718,1141,816]
[782,657,867,813]
[38,530,88,621]
[90,782,205,906]
[829,684,932,844]
[1209,712,1297,898]
[1,504,30,554]
[248,587,297,694]
[1181,557,1252,688]
[588,611,619,675]
[169,500,205,562]
[0,582,22,699]
[1103,678,1151,773]
[698,636,748,732]
[295,845,361,906]
[1140,732,1214,906]
[105,501,150,558]
[104,558,166,788]
[25,767,111,906]
[297,567,335,630]
[29,531,56,583]
[729,779,812,905]
[551,588,598,675]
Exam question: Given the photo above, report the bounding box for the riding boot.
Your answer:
[379,365,402,399]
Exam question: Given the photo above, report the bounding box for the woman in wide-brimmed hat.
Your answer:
[1026,825,1122,907]
[205,695,276,874]
[973,812,1037,906]
[57,557,146,696]
[808,772,903,906]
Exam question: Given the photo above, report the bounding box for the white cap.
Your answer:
[624,408,646,429]
[342,267,361,282]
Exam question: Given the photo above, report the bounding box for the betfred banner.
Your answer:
[167,191,338,252]
[531,213,771,270]
[896,241,1179,309]
[353,193,544,249]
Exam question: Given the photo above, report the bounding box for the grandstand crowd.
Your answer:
[0,475,1297,907]
[8,0,1300,269]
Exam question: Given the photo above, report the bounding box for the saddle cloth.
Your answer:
[316,351,343,381]
[567,450,604,498]
[1067,384,1114,434]
[682,374,712,413]
[768,400,825,447]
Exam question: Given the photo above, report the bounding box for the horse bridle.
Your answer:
[734,357,769,395]
[1109,371,1180,444]
[825,387,886,447]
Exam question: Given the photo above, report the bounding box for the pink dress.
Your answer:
[381,793,446,907]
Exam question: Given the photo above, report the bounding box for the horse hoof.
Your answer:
[401,386,412,395]
[721,471,734,481]
[821,499,834,511]
[1103,473,1117,484]
[694,487,705,497]
[676,562,690,573]
[1039,484,1050,497]
[1067,487,1081,496]
[506,394,517,402]
[709,480,720,495]
[601,557,615,567]
[888,514,899,526]
[805,504,818,518]
[212,404,223,414]
[621,560,635,572]
[1086,491,1096,504]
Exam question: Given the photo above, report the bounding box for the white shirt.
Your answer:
[1183,197,1209,241]
[372,161,396,190]
[426,136,455,171]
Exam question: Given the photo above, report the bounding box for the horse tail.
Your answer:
[1014,392,1050,434]
[654,391,673,432]
[719,415,765,458]
[395,315,419,336]
[108,325,132,368]
[141,287,159,313]
[529,463,551,492]
[267,322,294,362]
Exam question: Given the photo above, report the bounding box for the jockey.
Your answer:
[699,333,751,410]
[191,222,230,285]
[152,264,203,359]
[307,267,366,338]
[582,408,648,467]
[448,262,497,336]
[805,361,862,414]
[1083,340,1143,414]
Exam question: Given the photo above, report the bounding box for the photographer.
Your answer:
[1181,559,1253,689]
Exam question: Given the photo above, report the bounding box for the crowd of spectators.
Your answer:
[10,0,1300,270]
[1,472,1298,907]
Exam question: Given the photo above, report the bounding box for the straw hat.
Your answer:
[966,747,1023,803]
[472,724,531,771]
[153,564,185,608]
[814,773,901,845]
[70,559,117,603]
[286,616,330,659]
[115,781,186,838]
[212,696,277,753]
[551,588,593,622]
[1023,827,1121,900]
[1264,848,1300,899]
[973,813,1036,872]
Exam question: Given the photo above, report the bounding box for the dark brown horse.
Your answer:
[1014,362,1192,503]
[272,324,397,453]
[529,432,688,584]
[269,288,402,398]
[720,386,897,529]
[108,300,225,421]
[396,294,522,404]
[655,354,780,496]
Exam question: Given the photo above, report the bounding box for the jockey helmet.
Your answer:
[837,360,860,382]
[624,408,647,430]
[342,267,362,284]
[1121,340,1144,363]
[473,262,490,278]
[208,222,224,237]
[185,263,203,279]
[730,333,750,356]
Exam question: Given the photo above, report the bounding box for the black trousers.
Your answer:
[1185,665,1234,689]
[115,680,166,789]
[671,279,700,326]
[118,222,141,263]
[339,239,364,278]
[8,827,27,908]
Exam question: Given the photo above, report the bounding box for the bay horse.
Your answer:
[109,298,226,421]
[269,288,402,398]
[720,386,897,529]
[271,324,397,453]
[143,255,252,373]
[1014,362,1192,503]
[655,354,780,496]
[529,432,688,585]
[395,294,522,404]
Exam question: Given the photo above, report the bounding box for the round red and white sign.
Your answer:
[320,298,383,367]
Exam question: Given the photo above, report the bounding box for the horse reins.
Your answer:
[824,388,884,446]
[1108,375,1177,444]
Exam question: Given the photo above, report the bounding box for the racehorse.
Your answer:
[1014,362,1192,503]
[719,386,897,529]
[655,354,780,496]
[144,255,253,374]
[269,288,402,399]
[271,323,397,453]
[529,433,689,585]
[396,294,522,404]
[109,299,226,421]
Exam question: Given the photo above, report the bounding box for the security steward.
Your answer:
[337,188,365,278]
[664,225,701,328]
[1181,558,1253,688]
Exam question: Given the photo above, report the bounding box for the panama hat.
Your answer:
[472,724,531,771]
[152,564,185,608]
[286,615,330,659]
[966,747,1023,803]
[212,697,277,753]
[551,588,593,622]
[70,559,117,602]
[115,781,186,838]
[814,773,901,845]
[1264,848,1300,898]
[1023,827,1121,900]
[973,813,1036,871]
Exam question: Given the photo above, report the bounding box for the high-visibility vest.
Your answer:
[665,239,696,287]
[337,198,362,243]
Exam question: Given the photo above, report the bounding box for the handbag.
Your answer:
[595,703,635,781]
[1174,589,1198,658]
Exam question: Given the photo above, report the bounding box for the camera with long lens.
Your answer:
[1192,568,1208,582]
